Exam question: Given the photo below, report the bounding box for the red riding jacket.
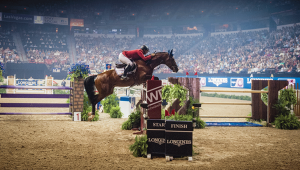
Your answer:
[122,49,151,61]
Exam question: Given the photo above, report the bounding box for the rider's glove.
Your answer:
[146,59,152,65]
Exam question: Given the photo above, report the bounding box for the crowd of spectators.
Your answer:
[74,35,134,73]
[25,49,70,71]
[0,31,20,64]
[169,24,300,75]
[20,30,70,70]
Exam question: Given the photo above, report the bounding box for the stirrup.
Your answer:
[121,75,128,80]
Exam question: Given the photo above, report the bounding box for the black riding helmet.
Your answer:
[140,45,149,52]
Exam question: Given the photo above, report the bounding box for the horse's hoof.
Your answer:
[88,115,95,121]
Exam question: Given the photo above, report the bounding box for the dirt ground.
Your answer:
[0,97,300,170]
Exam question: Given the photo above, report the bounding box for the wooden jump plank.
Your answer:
[0,85,72,90]
[0,94,71,98]
[0,103,70,108]
[199,116,252,118]
[201,102,251,105]
[0,112,72,115]
[200,89,268,93]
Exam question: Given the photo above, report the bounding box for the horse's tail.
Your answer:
[84,75,97,104]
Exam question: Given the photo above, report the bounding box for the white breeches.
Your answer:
[119,53,133,66]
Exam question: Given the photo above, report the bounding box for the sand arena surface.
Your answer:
[0,97,300,169]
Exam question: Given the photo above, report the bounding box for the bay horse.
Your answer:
[84,50,178,120]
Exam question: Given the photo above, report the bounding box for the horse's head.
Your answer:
[152,49,178,73]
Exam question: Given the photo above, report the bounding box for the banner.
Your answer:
[52,68,61,73]
[44,16,68,25]
[70,19,84,28]
[2,13,33,23]
[0,12,2,21]
[34,16,44,24]
[106,64,111,70]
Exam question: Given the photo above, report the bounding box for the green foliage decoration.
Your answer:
[109,106,123,118]
[195,117,206,129]
[129,135,148,157]
[274,114,300,130]
[122,110,141,130]
[102,93,119,113]
[162,84,187,106]
[122,120,132,130]
[162,85,172,103]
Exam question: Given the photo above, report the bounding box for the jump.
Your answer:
[84,49,178,120]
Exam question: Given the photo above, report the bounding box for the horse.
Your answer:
[84,50,178,120]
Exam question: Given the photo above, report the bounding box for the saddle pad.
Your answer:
[115,68,125,76]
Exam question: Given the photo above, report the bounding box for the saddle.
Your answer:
[115,62,137,76]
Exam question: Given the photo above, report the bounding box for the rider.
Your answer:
[119,45,154,79]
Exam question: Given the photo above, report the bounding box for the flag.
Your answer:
[165,110,170,117]
[194,72,198,75]
[171,109,175,115]
[186,72,189,75]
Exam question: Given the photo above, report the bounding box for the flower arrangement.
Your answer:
[67,63,90,81]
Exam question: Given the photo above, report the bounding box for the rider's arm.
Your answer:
[137,50,151,61]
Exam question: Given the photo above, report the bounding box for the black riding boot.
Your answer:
[121,65,131,80]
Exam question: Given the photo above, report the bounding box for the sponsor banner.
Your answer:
[34,16,44,24]
[0,12,2,21]
[230,78,244,88]
[70,19,84,27]
[2,13,33,23]
[44,16,68,25]
[106,64,112,70]
[207,77,229,87]
[53,68,61,73]
[199,77,206,87]
[146,80,162,119]
[183,76,300,89]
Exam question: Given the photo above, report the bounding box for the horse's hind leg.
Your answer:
[88,83,114,121]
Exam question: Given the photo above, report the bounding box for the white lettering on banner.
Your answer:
[44,16,68,25]
[247,78,273,84]
[147,90,162,103]
[148,138,165,145]
[3,14,32,21]
[171,124,187,129]
[167,140,192,147]
[208,78,228,86]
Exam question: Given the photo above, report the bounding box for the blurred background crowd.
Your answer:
[1,0,300,77]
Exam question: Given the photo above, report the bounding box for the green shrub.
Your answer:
[102,93,119,113]
[129,135,148,157]
[187,96,200,116]
[81,92,99,121]
[274,114,300,130]
[121,110,141,130]
[195,117,206,129]
[162,84,187,106]
[122,120,132,130]
[109,106,123,118]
